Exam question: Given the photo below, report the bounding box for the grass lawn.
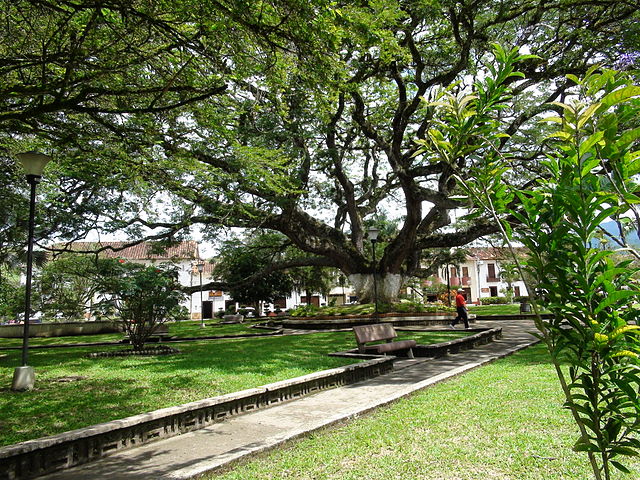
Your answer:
[0,329,460,447]
[208,343,640,480]
[468,304,523,315]
[0,320,267,348]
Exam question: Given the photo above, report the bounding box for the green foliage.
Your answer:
[214,233,294,307]
[289,266,335,301]
[37,254,102,321]
[289,304,322,317]
[479,296,511,305]
[95,260,186,350]
[288,301,453,317]
[378,300,426,313]
[513,69,640,480]
[0,277,24,320]
[435,51,640,479]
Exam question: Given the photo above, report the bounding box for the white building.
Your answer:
[427,247,529,304]
[59,241,234,319]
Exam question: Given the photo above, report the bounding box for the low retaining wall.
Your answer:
[0,321,119,339]
[0,357,394,480]
[413,327,502,357]
[474,313,552,321]
[330,327,502,360]
[282,312,458,329]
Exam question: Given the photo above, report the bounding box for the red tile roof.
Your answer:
[189,260,216,275]
[53,241,200,261]
[465,246,527,260]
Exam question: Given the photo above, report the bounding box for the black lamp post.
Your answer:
[445,264,451,307]
[196,262,205,328]
[12,151,51,391]
[368,227,380,321]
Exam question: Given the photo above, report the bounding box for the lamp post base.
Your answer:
[11,366,35,391]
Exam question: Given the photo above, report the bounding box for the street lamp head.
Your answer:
[367,227,380,242]
[196,262,205,273]
[16,151,51,179]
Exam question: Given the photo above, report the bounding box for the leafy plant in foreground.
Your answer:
[417,45,640,479]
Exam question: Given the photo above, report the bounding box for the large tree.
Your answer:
[3,0,639,301]
[147,0,639,301]
[0,0,333,247]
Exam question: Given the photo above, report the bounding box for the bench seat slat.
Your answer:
[353,323,416,358]
[368,339,417,354]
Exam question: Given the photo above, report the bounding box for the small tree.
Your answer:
[214,235,294,312]
[498,262,519,303]
[506,69,640,479]
[289,266,334,306]
[96,260,186,350]
[0,276,24,321]
[38,254,102,321]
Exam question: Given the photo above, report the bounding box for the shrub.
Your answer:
[95,260,185,350]
[288,305,321,317]
[478,296,510,305]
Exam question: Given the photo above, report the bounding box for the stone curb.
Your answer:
[0,357,393,480]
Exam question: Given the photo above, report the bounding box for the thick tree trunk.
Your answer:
[348,273,405,304]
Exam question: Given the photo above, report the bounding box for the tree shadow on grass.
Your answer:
[0,330,481,446]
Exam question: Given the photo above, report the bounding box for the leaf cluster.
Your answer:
[466,64,640,479]
[94,259,186,349]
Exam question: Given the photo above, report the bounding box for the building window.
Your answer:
[487,263,499,282]
[515,286,521,297]
[490,286,498,296]
[462,266,469,277]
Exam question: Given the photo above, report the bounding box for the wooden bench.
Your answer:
[352,323,417,358]
[150,324,170,342]
[123,323,171,343]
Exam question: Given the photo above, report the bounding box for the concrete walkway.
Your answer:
[41,319,539,480]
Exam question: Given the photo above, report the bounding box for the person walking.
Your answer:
[450,289,469,329]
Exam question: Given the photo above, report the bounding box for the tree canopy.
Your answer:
[2,0,639,301]
[214,233,295,307]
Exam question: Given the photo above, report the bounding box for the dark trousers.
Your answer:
[452,306,469,328]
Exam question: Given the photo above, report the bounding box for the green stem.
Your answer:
[469,181,604,480]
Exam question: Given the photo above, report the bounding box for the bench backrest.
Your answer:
[153,324,169,334]
[353,323,397,345]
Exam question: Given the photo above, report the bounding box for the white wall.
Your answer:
[438,258,528,304]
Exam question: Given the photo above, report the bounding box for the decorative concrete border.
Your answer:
[414,327,502,357]
[0,357,393,480]
[0,321,119,339]
[329,327,502,360]
[281,313,460,329]
[474,313,551,321]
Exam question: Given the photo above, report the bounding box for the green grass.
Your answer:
[0,320,265,348]
[0,330,460,447]
[468,304,523,315]
[207,343,640,480]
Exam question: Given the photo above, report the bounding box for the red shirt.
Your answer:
[455,293,466,308]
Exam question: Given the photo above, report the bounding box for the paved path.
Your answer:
[41,319,539,480]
